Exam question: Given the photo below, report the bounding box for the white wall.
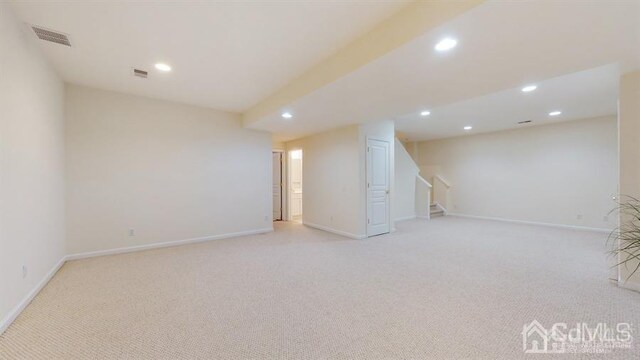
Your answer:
[416,116,618,230]
[285,121,396,238]
[65,85,273,254]
[272,139,285,151]
[0,4,66,330]
[286,125,362,237]
[393,138,419,221]
[619,71,640,289]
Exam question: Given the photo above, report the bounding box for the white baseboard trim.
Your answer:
[0,257,66,335]
[303,222,366,239]
[618,280,640,293]
[66,227,274,261]
[394,215,417,222]
[449,213,612,233]
[617,274,640,293]
[1,227,274,335]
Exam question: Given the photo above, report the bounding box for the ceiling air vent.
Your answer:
[133,69,148,78]
[517,120,532,125]
[31,25,71,46]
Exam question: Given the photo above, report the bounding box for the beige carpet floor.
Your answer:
[0,217,638,359]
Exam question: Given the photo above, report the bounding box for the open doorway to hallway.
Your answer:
[289,149,303,223]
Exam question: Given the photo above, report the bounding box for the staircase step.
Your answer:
[429,203,446,218]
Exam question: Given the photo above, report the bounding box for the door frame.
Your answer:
[366,137,391,237]
[287,149,303,222]
[272,150,284,221]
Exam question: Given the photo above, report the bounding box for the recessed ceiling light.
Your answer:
[435,37,458,52]
[549,111,562,116]
[464,126,472,130]
[420,110,431,116]
[281,112,293,119]
[521,85,537,92]
[154,63,171,72]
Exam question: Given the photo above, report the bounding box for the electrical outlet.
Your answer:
[129,229,135,236]
[22,265,28,279]
[264,215,268,221]
[603,215,609,222]
[576,214,583,220]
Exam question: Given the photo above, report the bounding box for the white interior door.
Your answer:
[272,152,282,221]
[367,138,390,236]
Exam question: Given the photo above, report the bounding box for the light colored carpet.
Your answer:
[0,217,638,359]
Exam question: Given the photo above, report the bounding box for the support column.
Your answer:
[618,70,640,290]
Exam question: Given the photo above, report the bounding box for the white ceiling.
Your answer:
[246,0,640,141]
[9,1,409,112]
[395,64,619,141]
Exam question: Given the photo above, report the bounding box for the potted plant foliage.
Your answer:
[609,196,640,280]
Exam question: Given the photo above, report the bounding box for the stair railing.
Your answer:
[415,175,432,219]
[430,175,451,213]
